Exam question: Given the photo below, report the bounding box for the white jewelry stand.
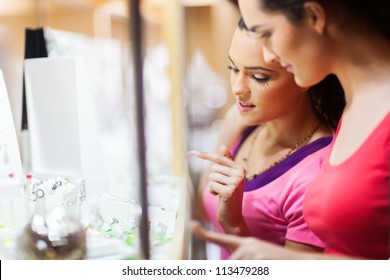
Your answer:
[24,56,106,197]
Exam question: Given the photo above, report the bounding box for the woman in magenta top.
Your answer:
[303,115,389,259]
[193,19,344,259]
[193,0,389,260]
[201,127,334,259]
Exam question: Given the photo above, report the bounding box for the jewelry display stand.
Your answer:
[24,56,106,197]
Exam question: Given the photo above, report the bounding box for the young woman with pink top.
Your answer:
[193,0,389,260]
[191,18,345,259]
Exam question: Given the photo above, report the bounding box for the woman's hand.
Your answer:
[190,145,249,236]
[191,221,351,260]
[191,221,300,260]
[195,105,248,223]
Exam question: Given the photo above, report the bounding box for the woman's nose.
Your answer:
[263,46,278,64]
[232,75,250,97]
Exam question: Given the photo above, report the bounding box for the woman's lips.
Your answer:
[237,101,255,112]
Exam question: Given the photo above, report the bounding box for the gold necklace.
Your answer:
[243,123,321,180]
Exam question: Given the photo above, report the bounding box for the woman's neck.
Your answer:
[334,34,390,109]
[261,106,325,149]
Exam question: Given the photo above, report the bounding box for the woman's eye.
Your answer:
[261,31,271,39]
[251,74,269,83]
[259,31,272,46]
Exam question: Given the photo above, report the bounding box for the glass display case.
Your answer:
[0,0,239,260]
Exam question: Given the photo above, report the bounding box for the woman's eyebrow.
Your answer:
[244,65,275,72]
[228,56,237,67]
[229,55,274,72]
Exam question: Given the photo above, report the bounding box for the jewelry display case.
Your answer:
[0,0,239,260]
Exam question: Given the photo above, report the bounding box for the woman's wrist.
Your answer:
[219,217,250,236]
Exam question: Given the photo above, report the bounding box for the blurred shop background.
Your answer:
[0,0,240,259]
[0,0,240,191]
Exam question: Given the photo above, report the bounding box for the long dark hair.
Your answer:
[238,18,345,130]
[307,74,344,130]
[260,0,390,41]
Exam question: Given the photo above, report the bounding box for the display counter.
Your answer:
[0,175,191,260]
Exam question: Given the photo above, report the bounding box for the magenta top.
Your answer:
[203,126,332,259]
[304,113,389,260]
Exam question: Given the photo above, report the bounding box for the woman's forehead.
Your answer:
[230,29,264,58]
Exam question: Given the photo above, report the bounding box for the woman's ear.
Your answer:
[303,1,326,34]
